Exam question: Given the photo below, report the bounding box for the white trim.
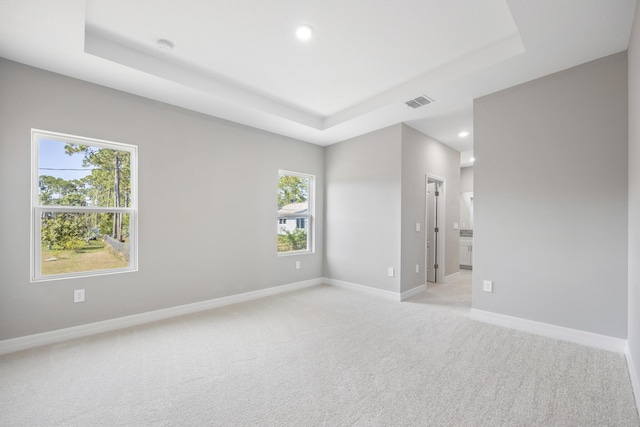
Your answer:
[401,284,427,301]
[470,308,626,353]
[0,278,323,355]
[444,271,461,283]
[626,345,640,414]
[324,278,400,301]
[276,250,313,257]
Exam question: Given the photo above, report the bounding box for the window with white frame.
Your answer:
[31,130,137,281]
[277,170,313,254]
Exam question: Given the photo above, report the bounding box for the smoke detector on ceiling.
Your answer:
[405,95,434,109]
[157,39,174,51]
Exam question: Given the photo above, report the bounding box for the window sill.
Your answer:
[277,250,314,257]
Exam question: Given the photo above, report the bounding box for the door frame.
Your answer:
[425,174,446,285]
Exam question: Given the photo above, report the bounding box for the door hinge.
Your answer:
[435,191,439,196]
[434,227,439,233]
[434,264,438,270]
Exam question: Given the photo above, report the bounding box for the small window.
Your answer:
[31,130,137,281]
[277,171,313,254]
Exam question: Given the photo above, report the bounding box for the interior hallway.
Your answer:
[414,269,473,312]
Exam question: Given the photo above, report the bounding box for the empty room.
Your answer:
[1,0,640,425]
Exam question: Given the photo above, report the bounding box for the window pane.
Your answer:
[277,216,308,253]
[40,212,131,276]
[33,130,137,281]
[278,174,309,210]
[39,139,132,208]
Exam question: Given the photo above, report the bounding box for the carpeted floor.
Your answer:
[1,273,639,426]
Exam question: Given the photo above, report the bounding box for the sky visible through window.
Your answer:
[39,139,93,181]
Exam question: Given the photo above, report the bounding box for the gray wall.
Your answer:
[324,123,460,295]
[473,52,628,338]
[324,125,402,292]
[460,166,474,193]
[0,59,324,340]
[401,124,460,292]
[628,3,640,400]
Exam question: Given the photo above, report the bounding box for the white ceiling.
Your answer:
[0,0,636,164]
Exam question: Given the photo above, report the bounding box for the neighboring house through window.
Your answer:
[31,129,138,281]
[277,170,313,254]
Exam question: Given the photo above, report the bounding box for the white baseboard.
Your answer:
[324,277,400,301]
[470,308,626,353]
[626,345,640,415]
[401,284,426,301]
[444,272,461,283]
[0,278,324,355]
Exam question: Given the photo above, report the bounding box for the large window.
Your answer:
[31,130,137,281]
[277,171,313,254]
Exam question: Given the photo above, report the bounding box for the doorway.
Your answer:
[426,176,445,284]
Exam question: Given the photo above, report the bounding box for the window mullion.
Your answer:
[36,206,133,213]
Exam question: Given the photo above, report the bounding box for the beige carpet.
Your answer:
[1,275,638,426]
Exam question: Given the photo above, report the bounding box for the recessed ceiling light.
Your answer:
[296,25,314,41]
[157,39,173,51]
[458,131,470,138]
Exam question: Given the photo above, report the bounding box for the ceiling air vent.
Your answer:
[405,95,434,109]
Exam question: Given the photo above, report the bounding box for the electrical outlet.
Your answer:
[388,267,394,277]
[295,261,300,270]
[415,223,421,232]
[483,280,493,293]
[74,289,85,303]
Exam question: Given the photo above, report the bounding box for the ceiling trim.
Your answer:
[85,27,324,129]
[325,33,524,129]
[85,24,524,134]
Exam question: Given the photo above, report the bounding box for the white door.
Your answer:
[426,182,440,283]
